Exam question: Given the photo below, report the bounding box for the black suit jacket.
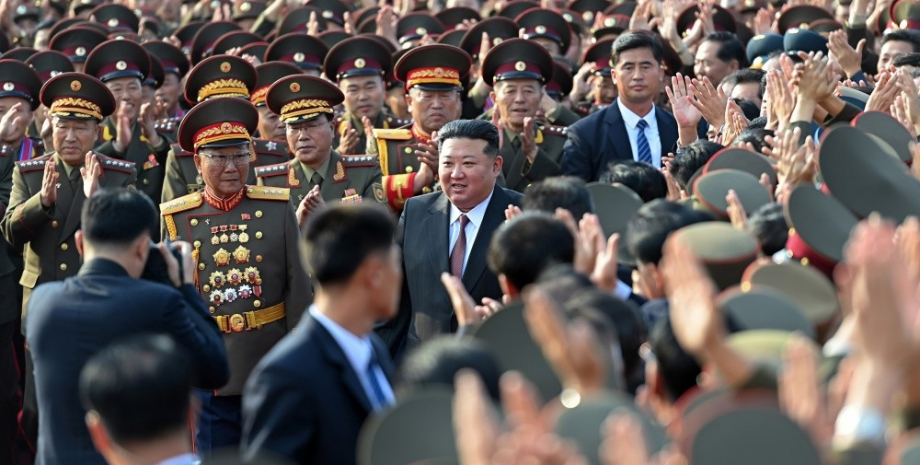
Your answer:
[241,314,396,465]
[25,258,229,465]
[376,185,524,359]
[560,101,706,182]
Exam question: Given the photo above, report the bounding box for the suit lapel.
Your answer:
[461,186,505,289]
[604,104,633,167]
[423,193,451,275]
[312,318,374,413]
[655,108,678,161]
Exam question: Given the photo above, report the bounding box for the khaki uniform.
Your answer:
[255,151,385,205]
[160,139,290,203]
[159,185,312,395]
[95,118,172,207]
[333,112,411,155]
[0,153,137,315]
[371,126,436,211]
[499,125,567,193]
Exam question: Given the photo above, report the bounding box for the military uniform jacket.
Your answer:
[333,111,411,155]
[160,185,312,395]
[371,125,439,211]
[255,151,385,205]
[160,139,290,204]
[499,125,567,193]
[0,153,137,297]
[95,118,172,206]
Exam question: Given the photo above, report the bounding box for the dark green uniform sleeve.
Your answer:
[161,147,188,204]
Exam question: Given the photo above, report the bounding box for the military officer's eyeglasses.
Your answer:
[201,152,251,167]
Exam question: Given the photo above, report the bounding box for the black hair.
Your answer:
[649,315,702,402]
[488,212,575,291]
[882,29,920,54]
[668,139,724,191]
[747,116,768,130]
[600,161,668,203]
[893,52,920,68]
[733,98,760,121]
[733,127,774,153]
[703,31,749,68]
[437,119,500,159]
[302,204,396,285]
[626,199,709,265]
[746,202,787,256]
[398,336,502,401]
[611,31,664,66]
[534,264,595,307]
[79,334,193,444]
[722,68,765,100]
[522,176,595,220]
[81,188,157,249]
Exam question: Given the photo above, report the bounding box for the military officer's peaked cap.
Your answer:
[184,55,257,104]
[852,111,915,165]
[190,21,242,65]
[0,60,42,110]
[783,184,858,277]
[278,6,328,36]
[317,30,352,49]
[547,61,573,98]
[40,72,115,121]
[583,38,615,75]
[323,36,392,83]
[173,21,206,55]
[141,41,190,78]
[458,17,519,61]
[25,50,75,83]
[435,6,481,30]
[233,0,267,21]
[672,222,759,291]
[395,44,471,92]
[437,29,468,47]
[396,12,446,45]
[677,3,737,34]
[481,38,554,84]
[252,62,303,107]
[746,33,784,69]
[267,75,344,125]
[48,26,107,63]
[515,8,572,54]
[0,48,37,62]
[777,5,835,33]
[83,39,150,83]
[496,0,538,19]
[305,0,349,27]
[178,98,258,152]
[212,31,266,57]
[89,3,139,33]
[265,33,328,71]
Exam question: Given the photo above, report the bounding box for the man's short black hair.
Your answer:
[649,315,702,402]
[437,119,500,159]
[733,127,774,153]
[669,140,724,191]
[81,188,157,249]
[522,176,595,220]
[79,334,193,444]
[626,200,708,265]
[398,336,502,401]
[703,31,749,68]
[611,31,664,66]
[733,98,760,121]
[488,212,575,291]
[722,68,765,98]
[882,29,920,54]
[599,161,668,203]
[893,52,920,68]
[302,204,396,285]
[746,202,787,256]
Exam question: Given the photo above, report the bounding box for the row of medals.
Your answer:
[204,223,262,308]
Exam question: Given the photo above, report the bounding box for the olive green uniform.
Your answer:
[497,125,567,192]
[333,111,411,155]
[94,118,172,207]
[255,151,385,205]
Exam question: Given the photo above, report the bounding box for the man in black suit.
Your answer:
[25,188,229,465]
[241,204,399,465]
[561,32,704,182]
[376,119,523,358]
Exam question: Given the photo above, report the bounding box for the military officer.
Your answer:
[160,56,289,204]
[159,97,311,453]
[264,32,328,76]
[481,39,567,192]
[83,40,171,210]
[256,75,384,222]
[572,38,617,117]
[25,51,76,157]
[46,26,107,73]
[324,36,410,156]
[141,41,191,138]
[251,62,303,141]
[370,44,471,210]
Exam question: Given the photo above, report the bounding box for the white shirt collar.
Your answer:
[152,453,197,465]
[449,189,494,228]
[617,98,656,130]
[309,306,373,373]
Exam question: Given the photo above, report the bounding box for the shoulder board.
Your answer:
[171,143,193,157]
[16,155,52,172]
[253,139,287,156]
[154,117,180,133]
[544,125,568,136]
[97,155,135,174]
[245,185,290,201]
[372,128,412,141]
[386,116,412,126]
[254,162,290,178]
[160,192,204,215]
[341,154,379,168]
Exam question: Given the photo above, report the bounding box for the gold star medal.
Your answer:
[233,245,250,264]
[238,225,249,243]
[213,248,230,266]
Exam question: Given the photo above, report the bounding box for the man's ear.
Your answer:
[610,69,617,87]
[85,411,111,454]
[498,273,519,299]
[492,155,503,176]
[75,230,84,257]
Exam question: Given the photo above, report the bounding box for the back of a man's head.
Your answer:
[668,140,724,191]
[522,176,594,220]
[599,161,668,203]
[398,336,502,401]
[649,315,702,403]
[81,188,157,251]
[627,200,709,266]
[301,204,397,286]
[488,212,575,293]
[79,334,193,447]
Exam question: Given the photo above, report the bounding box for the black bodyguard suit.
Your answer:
[25,258,229,465]
[241,314,396,465]
[376,185,524,359]
[560,101,706,182]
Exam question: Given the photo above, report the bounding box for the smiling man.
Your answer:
[375,119,522,360]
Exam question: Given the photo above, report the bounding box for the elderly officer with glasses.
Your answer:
[158,97,312,455]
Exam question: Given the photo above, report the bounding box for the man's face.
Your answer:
[438,137,502,211]
[879,40,916,71]
[155,73,181,114]
[592,74,617,104]
[286,114,334,168]
[194,144,251,198]
[612,47,664,105]
[490,79,542,131]
[51,116,98,166]
[257,105,286,140]
[340,74,385,120]
[532,37,562,57]
[405,87,462,133]
[694,40,736,86]
[730,81,762,107]
[0,96,31,142]
[142,84,156,110]
[106,77,143,120]
[34,28,50,50]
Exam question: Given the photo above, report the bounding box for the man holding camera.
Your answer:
[25,188,229,465]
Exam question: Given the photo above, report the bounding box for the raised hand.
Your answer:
[114,104,134,153]
[0,102,26,144]
[337,120,359,155]
[520,117,538,163]
[763,127,816,202]
[138,102,163,148]
[295,185,326,226]
[725,189,748,231]
[779,335,833,445]
[865,70,900,114]
[689,76,727,128]
[665,73,702,128]
[827,30,865,79]
[81,151,103,199]
[590,233,620,293]
[39,160,58,207]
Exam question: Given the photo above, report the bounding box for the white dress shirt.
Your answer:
[448,190,494,276]
[616,98,661,167]
[310,306,395,410]
[152,453,198,465]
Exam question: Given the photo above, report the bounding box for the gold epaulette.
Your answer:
[372,128,413,141]
[341,154,379,168]
[160,191,204,215]
[254,162,289,178]
[245,185,290,201]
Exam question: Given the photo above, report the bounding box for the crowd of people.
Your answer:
[0,0,919,463]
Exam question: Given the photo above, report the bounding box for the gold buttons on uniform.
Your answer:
[406,166,413,173]
[254,300,261,308]
[209,307,216,314]
[203,285,211,292]
[60,243,68,251]
[191,219,199,226]
[404,147,412,154]
[255,210,263,218]
[255,232,262,239]
[60,263,67,271]
[256,255,263,262]
[143,179,149,185]
[198,263,206,270]
[194,241,201,248]
[51,221,58,228]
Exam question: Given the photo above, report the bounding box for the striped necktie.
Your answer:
[636,119,653,165]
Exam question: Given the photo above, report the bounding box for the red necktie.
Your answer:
[450,214,469,277]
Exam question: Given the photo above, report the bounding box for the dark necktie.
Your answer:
[450,214,469,277]
[636,119,653,165]
[69,167,81,189]
[365,352,391,410]
[310,172,322,190]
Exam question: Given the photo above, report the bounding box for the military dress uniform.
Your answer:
[160,96,312,452]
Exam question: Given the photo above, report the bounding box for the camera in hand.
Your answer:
[142,241,183,285]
